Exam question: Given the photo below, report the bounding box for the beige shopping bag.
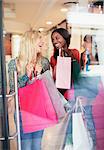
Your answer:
[42,112,70,150]
[8,96,16,136]
[8,97,17,150]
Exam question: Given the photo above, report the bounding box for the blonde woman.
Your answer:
[8,49,50,150]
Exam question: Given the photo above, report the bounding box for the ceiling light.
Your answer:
[60,8,68,12]
[3,30,6,35]
[46,21,52,25]
[38,28,44,32]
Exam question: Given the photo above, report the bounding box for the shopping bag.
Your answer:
[8,97,16,136]
[39,70,66,120]
[64,121,73,150]
[18,79,58,133]
[64,144,73,150]
[42,112,71,150]
[72,97,93,150]
[56,56,71,89]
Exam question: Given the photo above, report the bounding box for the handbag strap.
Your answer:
[59,48,61,56]
[75,96,85,114]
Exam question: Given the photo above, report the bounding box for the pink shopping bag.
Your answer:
[56,56,71,89]
[18,79,58,133]
[92,81,104,150]
[40,70,66,120]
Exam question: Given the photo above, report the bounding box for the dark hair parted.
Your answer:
[83,35,92,43]
[51,28,71,48]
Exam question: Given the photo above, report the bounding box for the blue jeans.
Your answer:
[15,112,44,150]
[21,130,44,150]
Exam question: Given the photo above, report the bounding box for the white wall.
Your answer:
[11,35,21,58]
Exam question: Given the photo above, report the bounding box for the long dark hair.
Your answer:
[51,28,71,48]
[80,51,85,70]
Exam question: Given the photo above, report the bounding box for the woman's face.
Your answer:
[51,32,66,49]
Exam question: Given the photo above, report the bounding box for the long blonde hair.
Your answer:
[16,31,37,76]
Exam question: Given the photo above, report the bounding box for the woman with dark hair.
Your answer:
[82,35,93,71]
[50,28,80,100]
[50,29,97,148]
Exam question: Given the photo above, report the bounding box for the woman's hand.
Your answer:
[35,62,42,75]
[26,62,34,78]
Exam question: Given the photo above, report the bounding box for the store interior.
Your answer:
[1,0,104,150]
[3,0,104,88]
[3,0,104,62]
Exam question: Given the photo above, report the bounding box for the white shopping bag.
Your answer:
[64,145,73,150]
[72,97,93,150]
[56,56,71,89]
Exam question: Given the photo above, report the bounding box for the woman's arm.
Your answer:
[17,74,29,88]
[8,59,17,93]
[8,59,29,93]
[50,56,57,80]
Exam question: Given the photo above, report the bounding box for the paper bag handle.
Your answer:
[75,96,85,114]
[59,48,61,56]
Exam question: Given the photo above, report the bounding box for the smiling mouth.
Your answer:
[55,43,60,49]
